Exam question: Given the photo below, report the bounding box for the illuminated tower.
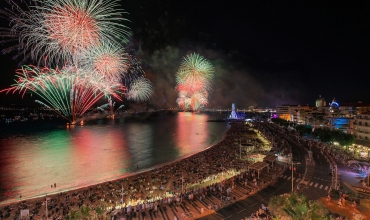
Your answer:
[229,103,238,119]
[315,95,326,107]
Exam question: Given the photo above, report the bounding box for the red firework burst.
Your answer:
[44,5,100,52]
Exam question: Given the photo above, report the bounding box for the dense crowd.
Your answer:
[253,122,302,158]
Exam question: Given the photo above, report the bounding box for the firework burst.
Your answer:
[79,42,128,82]
[176,90,189,110]
[176,53,214,94]
[0,0,151,125]
[97,96,125,116]
[126,77,153,102]
[176,53,214,110]
[121,52,145,87]
[190,92,208,111]
[1,0,130,66]
[2,65,126,123]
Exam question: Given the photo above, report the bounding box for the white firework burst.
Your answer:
[126,77,153,102]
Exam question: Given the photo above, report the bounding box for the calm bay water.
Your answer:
[0,112,228,204]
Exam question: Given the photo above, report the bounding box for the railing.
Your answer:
[318,148,338,189]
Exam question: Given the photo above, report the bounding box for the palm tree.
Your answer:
[269,193,329,220]
[64,210,81,220]
[308,117,316,129]
[316,115,324,126]
[95,206,105,220]
[80,205,92,220]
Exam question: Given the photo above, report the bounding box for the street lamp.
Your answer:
[291,159,294,192]
[290,159,301,192]
[239,137,241,159]
[45,195,50,220]
[121,182,124,205]
[181,172,184,193]
[289,148,299,192]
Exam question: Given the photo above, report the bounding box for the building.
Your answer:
[275,97,370,133]
[315,95,326,107]
[276,104,311,122]
[327,117,353,133]
[354,113,370,141]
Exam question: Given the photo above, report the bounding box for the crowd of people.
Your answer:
[253,122,303,159]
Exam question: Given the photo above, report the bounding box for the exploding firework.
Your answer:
[97,103,109,112]
[126,77,153,102]
[0,0,36,63]
[0,0,150,125]
[176,53,214,94]
[79,42,128,82]
[176,97,192,111]
[97,96,125,116]
[176,53,214,110]
[2,65,126,123]
[121,52,145,87]
[176,90,189,110]
[190,92,208,111]
[1,0,130,65]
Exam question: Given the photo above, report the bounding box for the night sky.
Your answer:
[1,0,370,108]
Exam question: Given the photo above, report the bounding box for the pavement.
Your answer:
[300,141,370,200]
[336,162,370,198]
[299,148,333,200]
[198,177,292,220]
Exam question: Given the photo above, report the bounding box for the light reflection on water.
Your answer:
[0,112,227,203]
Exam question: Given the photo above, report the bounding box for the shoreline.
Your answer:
[0,123,231,207]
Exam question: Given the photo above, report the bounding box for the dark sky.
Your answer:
[1,0,370,108]
[125,0,370,108]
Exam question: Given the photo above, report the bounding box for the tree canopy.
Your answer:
[268,193,329,220]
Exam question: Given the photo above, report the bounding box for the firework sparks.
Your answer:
[0,0,149,125]
[190,92,208,111]
[2,65,126,123]
[176,53,214,94]
[1,0,130,65]
[121,53,145,87]
[97,96,125,116]
[79,42,128,82]
[126,77,153,102]
[176,53,214,110]
[176,90,189,110]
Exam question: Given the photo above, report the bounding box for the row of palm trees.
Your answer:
[64,205,105,220]
[268,193,330,220]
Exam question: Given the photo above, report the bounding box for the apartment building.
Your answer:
[276,104,311,122]
[354,113,370,141]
